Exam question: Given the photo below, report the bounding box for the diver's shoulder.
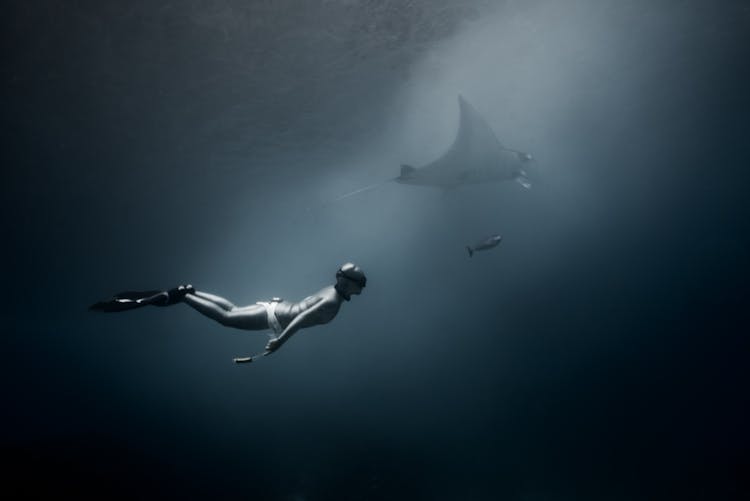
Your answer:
[303,285,338,304]
[321,285,341,301]
[311,285,345,306]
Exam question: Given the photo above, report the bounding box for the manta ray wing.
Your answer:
[325,96,532,207]
[399,96,521,188]
[451,95,505,157]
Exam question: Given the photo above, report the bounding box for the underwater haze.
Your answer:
[2,1,749,499]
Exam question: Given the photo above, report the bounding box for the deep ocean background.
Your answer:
[2,1,749,499]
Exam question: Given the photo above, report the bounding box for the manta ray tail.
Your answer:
[331,181,387,203]
[310,177,397,211]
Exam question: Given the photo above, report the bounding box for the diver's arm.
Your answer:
[265,302,325,354]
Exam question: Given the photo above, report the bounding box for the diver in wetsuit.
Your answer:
[90,263,366,361]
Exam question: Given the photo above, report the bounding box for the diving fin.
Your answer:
[89,290,164,312]
[90,285,195,312]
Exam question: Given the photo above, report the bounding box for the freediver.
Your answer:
[90,263,367,362]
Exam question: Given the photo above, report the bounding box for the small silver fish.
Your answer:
[467,234,502,257]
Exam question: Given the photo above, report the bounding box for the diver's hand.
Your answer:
[265,338,281,353]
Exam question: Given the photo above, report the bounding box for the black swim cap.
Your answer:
[336,262,367,287]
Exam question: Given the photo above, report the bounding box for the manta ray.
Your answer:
[397,95,532,190]
[327,96,533,205]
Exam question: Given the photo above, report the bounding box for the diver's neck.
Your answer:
[334,283,351,301]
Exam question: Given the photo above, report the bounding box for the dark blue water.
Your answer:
[3,1,749,499]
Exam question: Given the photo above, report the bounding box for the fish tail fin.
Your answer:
[466,246,473,257]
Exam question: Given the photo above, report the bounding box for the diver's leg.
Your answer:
[137,285,193,307]
[183,293,268,330]
[192,291,237,311]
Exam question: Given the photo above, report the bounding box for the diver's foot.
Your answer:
[162,284,194,305]
[142,285,193,307]
[233,357,253,364]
